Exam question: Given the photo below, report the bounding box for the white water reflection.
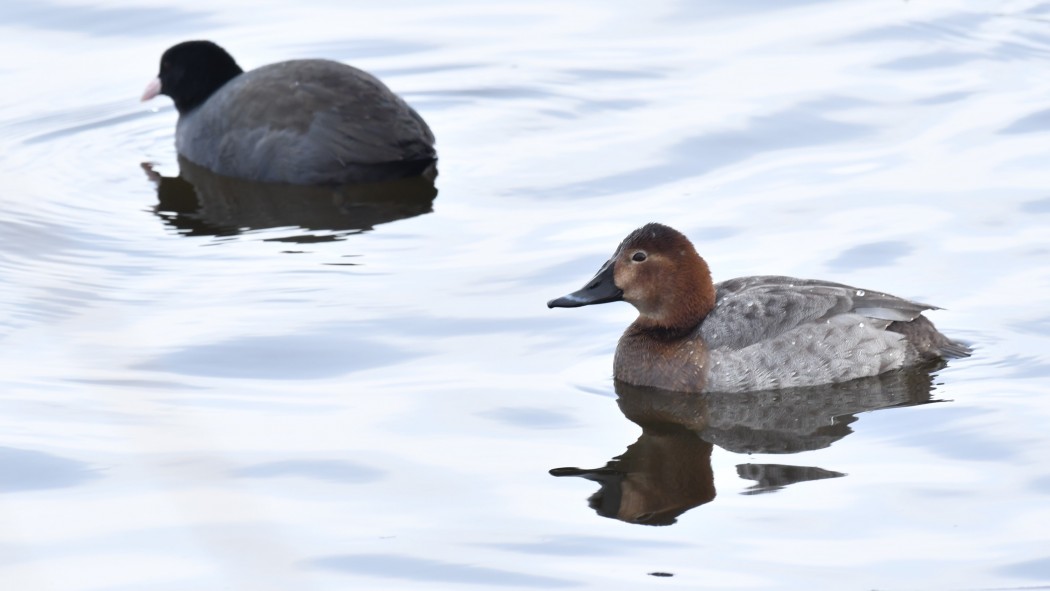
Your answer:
[0,0,1049,590]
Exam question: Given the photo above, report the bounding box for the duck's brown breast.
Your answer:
[614,330,710,392]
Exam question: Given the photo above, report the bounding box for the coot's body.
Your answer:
[144,41,436,185]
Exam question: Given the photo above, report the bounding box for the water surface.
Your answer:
[1,1,1049,589]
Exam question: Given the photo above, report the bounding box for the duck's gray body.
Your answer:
[612,275,969,394]
[696,276,968,393]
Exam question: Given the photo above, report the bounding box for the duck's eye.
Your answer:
[631,251,647,262]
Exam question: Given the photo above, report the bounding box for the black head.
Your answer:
[144,40,244,114]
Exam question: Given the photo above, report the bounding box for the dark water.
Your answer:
[1,1,1049,589]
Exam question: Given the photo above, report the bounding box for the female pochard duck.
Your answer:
[548,223,970,393]
[142,41,436,185]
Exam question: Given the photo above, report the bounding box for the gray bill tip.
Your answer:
[547,295,583,308]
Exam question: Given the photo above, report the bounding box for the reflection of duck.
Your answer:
[551,365,940,525]
[551,418,714,527]
[143,156,437,242]
[548,223,970,392]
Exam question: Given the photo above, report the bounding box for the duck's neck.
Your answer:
[615,257,716,391]
[628,266,716,340]
[625,318,699,341]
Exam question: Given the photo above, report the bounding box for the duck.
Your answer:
[141,40,436,185]
[547,223,970,393]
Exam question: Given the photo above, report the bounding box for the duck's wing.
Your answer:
[701,275,937,350]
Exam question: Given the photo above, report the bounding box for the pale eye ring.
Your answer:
[631,251,647,262]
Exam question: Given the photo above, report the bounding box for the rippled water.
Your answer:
[2,1,1049,589]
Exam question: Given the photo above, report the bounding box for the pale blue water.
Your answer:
[1,1,1049,589]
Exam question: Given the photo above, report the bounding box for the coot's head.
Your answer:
[142,40,244,114]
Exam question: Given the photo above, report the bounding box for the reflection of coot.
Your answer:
[144,156,437,242]
[551,364,942,526]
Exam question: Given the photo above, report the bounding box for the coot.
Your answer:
[142,40,436,185]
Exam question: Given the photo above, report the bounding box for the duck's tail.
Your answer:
[888,315,972,361]
[937,338,973,359]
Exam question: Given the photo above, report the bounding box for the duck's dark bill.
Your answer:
[547,259,624,308]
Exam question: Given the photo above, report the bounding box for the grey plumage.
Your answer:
[700,275,968,393]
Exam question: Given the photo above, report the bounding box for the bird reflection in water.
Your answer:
[143,156,437,243]
[551,363,943,526]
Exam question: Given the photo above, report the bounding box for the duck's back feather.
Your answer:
[701,275,938,351]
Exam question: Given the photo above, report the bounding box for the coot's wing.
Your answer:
[299,61,435,164]
[204,60,434,184]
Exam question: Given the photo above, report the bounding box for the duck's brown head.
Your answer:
[548,223,716,333]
